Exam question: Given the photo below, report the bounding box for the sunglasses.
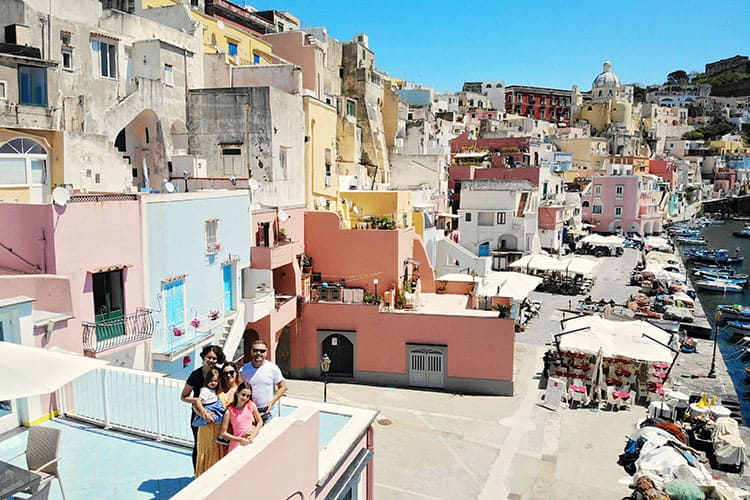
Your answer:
[252,349,267,354]
[222,370,236,377]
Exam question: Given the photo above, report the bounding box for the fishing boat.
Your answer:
[727,321,750,334]
[718,304,750,321]
[694,280,744,293]
[674,236,708,245]
[683,248,744,265]
[692,264,735,275]
[732,215,750,222]
[733,229,750,238]
[700,274,748,286]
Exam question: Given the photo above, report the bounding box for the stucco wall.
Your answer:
[295,303,515,395]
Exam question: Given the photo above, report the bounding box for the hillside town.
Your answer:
[1,0,750,499]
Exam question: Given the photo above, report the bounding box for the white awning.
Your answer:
[477,271,543,301]
[0,342,108,400]
[557,315,674,363]
[508,254,565,272]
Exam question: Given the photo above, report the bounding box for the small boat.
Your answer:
[675,236,708,245]
[709,219,726,225]
[718,304,750,321]
[700,274,748,286]
[733,230,750,238]
[695,280,744,293]
[692,264,735,275]
[696,271,749,281]
[727,321,750,334]
[684,248,744,265]
[732,215,750,221]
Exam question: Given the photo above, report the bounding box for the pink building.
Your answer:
[264,30,326,101]
[283,211,516,396]
[648,159,678,189]
[581,174,662,235]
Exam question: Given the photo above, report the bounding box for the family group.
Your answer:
[180,340,288,476]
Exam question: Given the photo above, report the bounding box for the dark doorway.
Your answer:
[321,334,354,377]
[276,326,291,377]
[242,328,259,364]
[92,270,125,341]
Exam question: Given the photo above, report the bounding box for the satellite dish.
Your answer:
[277,207,290,222]
[51,186,70,207]
[318,196,327,207]
[217,20,226,30]
[164,181,176,193]
[249,179,261,191]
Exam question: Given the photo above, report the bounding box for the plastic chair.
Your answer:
[10,426,66,500]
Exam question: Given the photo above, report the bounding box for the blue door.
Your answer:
[478,242,490,257]
[164,279,185,330]
[222,264,234,314]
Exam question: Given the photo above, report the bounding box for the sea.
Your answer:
[679,219,750,422]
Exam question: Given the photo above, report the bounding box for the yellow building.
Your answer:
[574,61,634,134]
[142,0,273,65]
[558,137,609,174]
[304,96,339,211]
[340,191,413,230]
[709,136,749,156]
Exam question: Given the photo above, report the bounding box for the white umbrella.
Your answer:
[0,342,108,400]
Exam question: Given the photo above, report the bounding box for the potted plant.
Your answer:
[190,318,201,328]
[278,228,288,242]
[173,326,185,337]
[302,255,313,273]
[208,310,220,321]
[493,304,511,319]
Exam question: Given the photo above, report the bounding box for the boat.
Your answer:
[692,264,736,275]
[727,321,750,334]
[700,274,748,286]
[683,248,744,265]
[718,304,750,321]
[733,230,750,238]
[694,280,744,293]
[674,236,707,245]
[732,215,750,221]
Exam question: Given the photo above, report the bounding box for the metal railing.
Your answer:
[61,366,193,447]
[82,307,154,354]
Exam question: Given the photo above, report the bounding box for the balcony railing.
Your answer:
[82,307,154,355]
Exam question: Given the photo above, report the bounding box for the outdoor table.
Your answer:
[615,369,632,377]
[0,460,41,498]
[612,390,631,400]
[606,378,624,387]
[651,371,667,380]
[648,401,672,419]
[710,405,732,419]
[569,384,586,394]
[652,362,669,370]
[665,390,689,408]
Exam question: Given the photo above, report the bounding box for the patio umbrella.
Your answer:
[0,342,108,400]
[588,348,606,405]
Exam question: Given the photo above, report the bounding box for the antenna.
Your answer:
[163,181,176,193]
[217,20,226,30]
[51,186,70,207]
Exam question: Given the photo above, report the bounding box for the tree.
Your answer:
[666,70,689,85]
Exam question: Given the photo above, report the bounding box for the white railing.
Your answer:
[222,302,246,362]
[59,366,193,447]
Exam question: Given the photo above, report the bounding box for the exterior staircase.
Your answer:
[220,303,246,363]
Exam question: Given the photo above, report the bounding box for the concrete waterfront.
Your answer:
[284,248,749,499]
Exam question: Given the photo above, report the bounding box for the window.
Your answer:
[593,185,601,197]
[325,163,332,186]
[0,81,6,100]
[478,211,494,226]
[0,138,48,186]
[206,219,219,254]
[92,39,117,78]
[221,147,243,176]
[615,184,624,198]
[465,212,472,222]
[497,212,507,224]
[164,64,173,86]
[613,206,623,218]
[61,47,73,70]
[253,54,260,64]
[227,41,238,56]
[592,204,602,214]
[346,99,356,117]
[18,66,47,106]
[279,146,288,179]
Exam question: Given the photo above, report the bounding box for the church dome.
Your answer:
[592,60,620,88]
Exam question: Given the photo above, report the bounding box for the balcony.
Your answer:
[82,308,154,355]
[243,287,275,323]
[251,241,295,269]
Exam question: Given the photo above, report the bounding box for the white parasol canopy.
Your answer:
[559,256,599,276]
[477,272,543,301]
[509,254,565,273]
[0,342,108,400]
[557,314,674,363]
[579,234,625,248]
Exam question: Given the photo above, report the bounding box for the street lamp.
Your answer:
[708,311,720,378]
[320,353,331,402]
[373,278,379,304]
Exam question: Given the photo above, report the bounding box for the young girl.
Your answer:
[220,382,263,453]
[190,368,226,476]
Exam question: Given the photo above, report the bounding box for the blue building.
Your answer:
[143,191,251,379]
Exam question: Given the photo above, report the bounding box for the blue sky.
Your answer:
[247,1,750,92]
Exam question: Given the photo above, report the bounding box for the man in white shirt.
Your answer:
[240,339,287,423]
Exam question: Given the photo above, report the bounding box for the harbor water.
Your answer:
[680,219,750,421]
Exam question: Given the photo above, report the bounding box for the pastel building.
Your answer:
[581,166,662,235]
[143,191,251,379]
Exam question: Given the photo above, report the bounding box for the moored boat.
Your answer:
[718,304,750,321]
[684,248,744,265]
[694,280,744,293]
[733,230,750,238]
[700,274,748,286]
[675,236,707,245]
[727,321,750,334]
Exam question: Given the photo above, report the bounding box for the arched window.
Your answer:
[0,137,48,186]
[582,200,590,208]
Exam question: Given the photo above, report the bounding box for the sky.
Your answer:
[245,0,749,93]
